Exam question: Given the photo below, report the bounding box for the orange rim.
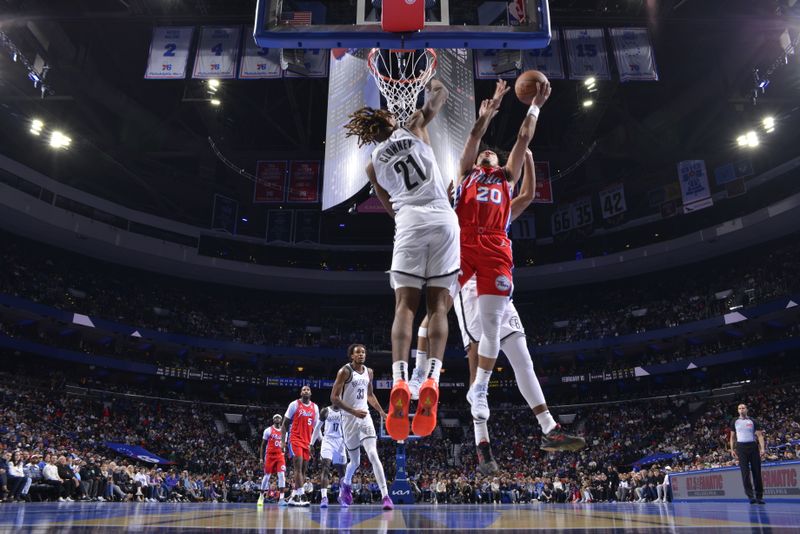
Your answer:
[367,48,437,85]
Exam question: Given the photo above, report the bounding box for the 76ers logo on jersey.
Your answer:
[495,275,511,292]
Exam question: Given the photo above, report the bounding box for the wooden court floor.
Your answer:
[0,501,795,532]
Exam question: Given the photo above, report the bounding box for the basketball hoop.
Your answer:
[367,48,437,126]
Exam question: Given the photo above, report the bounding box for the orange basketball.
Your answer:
[515,70,549,105]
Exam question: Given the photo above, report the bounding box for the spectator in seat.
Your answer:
[42,456,68,501]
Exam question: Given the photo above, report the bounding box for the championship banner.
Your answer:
[283,49,329,78]
[522,30,565,80]
[192,26,241,79]
[288,161,320,203]
[266,210,293,243]
[293,210,320,243]
[599,183,627,219]
[564,28,611,80]
[254,161,288,203]
[239,39,282,79]
[144,27,194,79]
[551,205,573,235]
[609,28,659,82]
[474,49,520,79]
[105,442,172,465]
[570,197,594,228]
[211,194,238,234]
[677,160,713,211]
[532,161,554,204]
[671,461,800,502]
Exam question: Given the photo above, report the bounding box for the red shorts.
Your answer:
[458,232,514,296]
[264,455,286,475]
[289,441,310,461]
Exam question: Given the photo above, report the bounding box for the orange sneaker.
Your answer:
[386,380,411,441]
[411,378,439,437]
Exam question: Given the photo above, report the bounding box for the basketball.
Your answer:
[515,70,549,105]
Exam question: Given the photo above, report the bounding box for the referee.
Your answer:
[729,403,766,504]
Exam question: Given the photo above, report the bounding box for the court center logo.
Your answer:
[495,275,511,292]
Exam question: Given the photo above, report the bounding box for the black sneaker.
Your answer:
[749,498,758,504]
[476,441,499,475]
[541,425,587,452]
[756,499,766,505]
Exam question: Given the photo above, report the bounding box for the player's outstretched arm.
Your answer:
[510,149,535,221]
[366,368,388,420]
[458,79,510,181]
[504,81,551,184]
[366,162,395,219]
[331,366,368,418]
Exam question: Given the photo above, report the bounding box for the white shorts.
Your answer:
[455,277,525,350]
[320,438,347,465]
[390,203,460,290]
[342,413,377,451]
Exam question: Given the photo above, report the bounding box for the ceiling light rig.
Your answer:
[0,31,53,98]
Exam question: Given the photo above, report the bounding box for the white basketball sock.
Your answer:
[392,360,408,384]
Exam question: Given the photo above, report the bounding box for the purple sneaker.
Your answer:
[320,496,329,508]
[339,483,353,507]
[382,495,394,511]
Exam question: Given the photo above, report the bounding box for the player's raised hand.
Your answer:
[532,81,551,107]
[492,79,511,105]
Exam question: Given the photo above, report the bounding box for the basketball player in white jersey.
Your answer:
[311,406,347,508]
[330,343,393,510]
[345,77,456,442]
[412,149,585,474]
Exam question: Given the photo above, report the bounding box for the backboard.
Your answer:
[254,0,551,50]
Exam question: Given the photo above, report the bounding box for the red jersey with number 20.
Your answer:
[455,166,513,233]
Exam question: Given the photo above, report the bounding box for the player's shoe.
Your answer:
[279,498,288,507]
[386,380,411,441]
[468,382,490,421]
[541,425,586,452]
[320,496,329,508]
[411,378,439,437]
[408,366,425,401]
[339,482,353,507]
[382,495,394,510]
[257,493,264,507]
[476,440,499,475]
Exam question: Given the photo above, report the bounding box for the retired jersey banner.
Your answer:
[609,28,659,82]
[283,49,329,78]
[266,210,293,243]
[211,194,238,234]
[239,39,282,79]
[474,49,519,79]
[144,27,194,79]
[564,28,611,80]
[532,161,554,204]
[254,161,288,203]
[551,205,573,235]
[288,161,320,203]
[571,197,594,228]
[599,183,627,219]
[192,26,241,79]
[293,210,320,243]
[510,214,536,240]
[522,30,565,80]
[677,160,712,206]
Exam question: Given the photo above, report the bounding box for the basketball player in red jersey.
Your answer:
[281,385,319,507]
[258,414,288,506]
[454,78,550,434]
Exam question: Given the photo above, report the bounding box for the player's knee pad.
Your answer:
[502,334,534,372]
[277,472,285,487]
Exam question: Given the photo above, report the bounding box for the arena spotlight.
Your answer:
[737,135,748,147]
[210,98,221,106]
[49,130,71,149]
[763,116,775,133]
[582,99,594,108]
[30,118,43,135]
[738,130,759,148]
[584,77,596,87]
[207,79,220,93]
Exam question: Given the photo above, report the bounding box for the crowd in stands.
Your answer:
[2,369,798,505]
[1,232,798,353]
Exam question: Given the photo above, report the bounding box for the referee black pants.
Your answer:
[737,442,763,499]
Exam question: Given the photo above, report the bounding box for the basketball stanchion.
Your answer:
[381,414,417,504]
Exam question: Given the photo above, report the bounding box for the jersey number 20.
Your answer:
[394,155,427,191]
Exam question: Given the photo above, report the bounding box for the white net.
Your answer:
[367,48,437,126]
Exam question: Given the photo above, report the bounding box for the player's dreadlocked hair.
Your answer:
[344,107,395,148]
